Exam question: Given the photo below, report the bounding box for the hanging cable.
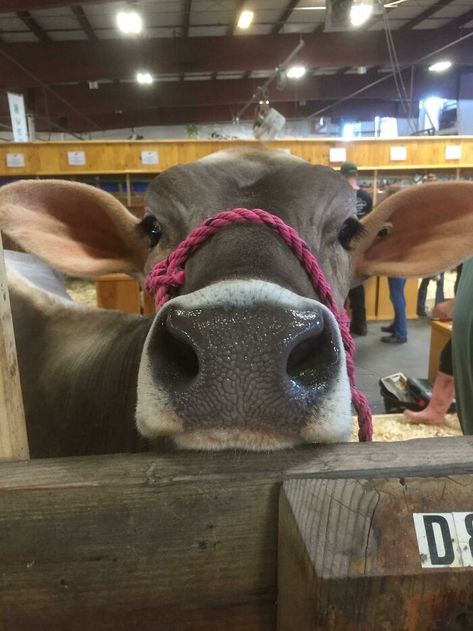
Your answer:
[306,29,473,120]
[381,4,416,133]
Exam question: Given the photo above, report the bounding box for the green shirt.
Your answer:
[452,257,473,434]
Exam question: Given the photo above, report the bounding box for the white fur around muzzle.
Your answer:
[135,280,352,450]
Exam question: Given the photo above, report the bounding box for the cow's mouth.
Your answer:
[172,427,300,451]
[136,280,353,450]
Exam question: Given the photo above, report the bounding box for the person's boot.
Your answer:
[350,309,367,336]
[404,371,455,425]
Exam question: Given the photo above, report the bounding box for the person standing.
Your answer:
[381,277,408,344]
[452,256,473,434]
[416,273,445,316]
[341,162,373,336]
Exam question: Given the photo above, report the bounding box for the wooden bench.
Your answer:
[95,274,155,316]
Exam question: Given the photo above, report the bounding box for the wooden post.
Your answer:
[278,475,473,630]
[0,234,29,461]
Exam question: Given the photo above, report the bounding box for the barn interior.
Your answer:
[3,2,473,628]
[1,0,472,443]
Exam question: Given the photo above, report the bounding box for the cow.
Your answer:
[1,148,473,458]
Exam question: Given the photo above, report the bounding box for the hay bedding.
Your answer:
[66,278,97,306]
[65,278,463,443]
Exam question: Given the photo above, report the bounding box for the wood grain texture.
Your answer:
[0,233,29,461]
[2,439,473,628]
[278,475,473,631]
[2,436,473,491]
[0,477,278,630]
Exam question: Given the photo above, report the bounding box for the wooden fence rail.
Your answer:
[1,438,473,630]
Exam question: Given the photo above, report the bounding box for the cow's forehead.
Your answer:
[146,149,356,231]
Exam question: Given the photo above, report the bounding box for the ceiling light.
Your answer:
[287,65,306,79]
[136,72,153,85]
[237,10,254,29]
[350,0,373,27]
[116,10,143,34]
[428,60,452,73]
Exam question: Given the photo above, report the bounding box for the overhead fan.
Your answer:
[253,102,286,140]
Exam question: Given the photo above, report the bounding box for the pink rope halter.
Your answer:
[145,208,373,442]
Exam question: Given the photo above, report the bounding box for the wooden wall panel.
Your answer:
[0,137,473,177]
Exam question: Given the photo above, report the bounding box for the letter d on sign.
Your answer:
[413,513,462,568]
[423,515,454,565]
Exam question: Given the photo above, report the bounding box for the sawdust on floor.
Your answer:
[351,413,462,442]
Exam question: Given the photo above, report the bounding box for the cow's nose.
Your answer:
[147,303,341,432]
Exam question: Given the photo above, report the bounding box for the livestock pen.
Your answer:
[1,236,473,630]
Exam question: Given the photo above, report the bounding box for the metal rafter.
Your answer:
[399,0,456,32]
[2,30,471,90]
[445,7,473,29]
[271,0,299,35]
[16,10,51,42]
[1,0,118,12]
[71,6,97,41]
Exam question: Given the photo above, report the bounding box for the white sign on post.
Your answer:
[329,147,347,163]
[390,145,407,161]
[67,151,86,166]
[413,512,473,568]
[141,150,159,165]
[5,153,25,168]
[7,93,29,143]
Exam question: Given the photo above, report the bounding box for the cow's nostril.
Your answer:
[287,322,339,388]
[150,312,200,388]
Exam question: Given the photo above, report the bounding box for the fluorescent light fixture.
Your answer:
[350,0,373,27]
[428,60,452,73]
[287,65,307,79]
[136,72,153,85]
[116,10,143,34]
[237,10,254,29]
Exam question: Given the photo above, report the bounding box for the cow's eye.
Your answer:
[338,217,365,251]
[137,215,162,248]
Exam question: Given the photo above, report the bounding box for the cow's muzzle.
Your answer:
[136,280,352,449]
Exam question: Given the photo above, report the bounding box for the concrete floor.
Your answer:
[354,317,432,414]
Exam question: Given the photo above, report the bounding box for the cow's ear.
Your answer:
[0,180,147,277]
[352,182,473,281]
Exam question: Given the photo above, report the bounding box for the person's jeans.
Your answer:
[388,277,408,340]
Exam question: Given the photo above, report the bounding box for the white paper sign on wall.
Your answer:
[67,151,86,166]
[7,93,29,143]
[445,145,462,160]
[329,147,347,163]
[141,150,159,165]
[413,512,473,568]
[5,153,25,168]
[390,145,407,161]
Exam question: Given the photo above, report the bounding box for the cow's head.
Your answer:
[2,149,473,451]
